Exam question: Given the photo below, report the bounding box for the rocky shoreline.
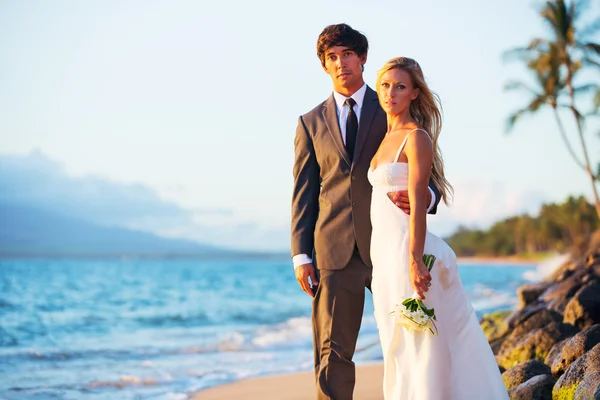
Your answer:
[480,247,600,399]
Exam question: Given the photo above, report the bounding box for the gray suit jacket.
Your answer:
[291,86,440,271]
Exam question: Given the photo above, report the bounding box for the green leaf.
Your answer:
[423,254,437,271]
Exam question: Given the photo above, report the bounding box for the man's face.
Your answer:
[322,46,366,95]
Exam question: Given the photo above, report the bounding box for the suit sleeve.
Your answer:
[291,116,320,257]
[427,180,441,215]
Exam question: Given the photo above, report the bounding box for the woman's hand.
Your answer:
[409,255,432,299]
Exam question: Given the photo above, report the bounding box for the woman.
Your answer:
[368,57,508,400]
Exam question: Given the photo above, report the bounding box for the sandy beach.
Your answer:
[192,363,384,400]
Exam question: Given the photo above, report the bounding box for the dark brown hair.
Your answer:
[316,23,369,67]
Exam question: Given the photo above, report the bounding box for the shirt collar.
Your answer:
[332,83,367,111]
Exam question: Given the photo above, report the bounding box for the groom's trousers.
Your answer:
[312,248,372,400]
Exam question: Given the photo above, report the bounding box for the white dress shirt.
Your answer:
[292,84,436,269]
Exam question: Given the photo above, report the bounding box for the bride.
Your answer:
[368,57,508,400]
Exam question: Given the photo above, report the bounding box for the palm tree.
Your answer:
[505,0,600,218]
[505,44,585,170]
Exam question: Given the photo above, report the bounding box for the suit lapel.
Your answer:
[354,86,379,164]
[322,94,351,166]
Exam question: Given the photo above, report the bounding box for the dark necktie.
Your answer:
[345,98,358,160]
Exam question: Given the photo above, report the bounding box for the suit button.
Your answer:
[351,175,356,181]
[352,201,357,207]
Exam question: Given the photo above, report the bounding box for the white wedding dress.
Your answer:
[368,129,508,400]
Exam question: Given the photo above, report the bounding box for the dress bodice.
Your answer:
[367,127,424,191]
[367,162,408,190]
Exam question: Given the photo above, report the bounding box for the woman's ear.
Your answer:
[411,88,420,101]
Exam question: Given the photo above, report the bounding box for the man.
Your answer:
[291,24,441,399]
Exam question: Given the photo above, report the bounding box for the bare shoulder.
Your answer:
[405,128,433,153]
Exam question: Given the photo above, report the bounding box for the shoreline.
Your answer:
[191,258,544,398]
[457,255,546,265]
[191,363,384,400]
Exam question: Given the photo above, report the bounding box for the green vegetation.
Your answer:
[446,196,598,257]
[504,0,600,218]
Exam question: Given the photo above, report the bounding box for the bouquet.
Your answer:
[390,254,438,335]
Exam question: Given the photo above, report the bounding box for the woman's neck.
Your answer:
[387,109,417,133]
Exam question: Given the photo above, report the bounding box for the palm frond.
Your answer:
[504,80,542,96]
[502,40,548,62]
[577,18,600,39]
[582,42,600,55]
[572,0,591,21]
[573,83,600,95]
[582,56,600,69]
[505,110,527,133]
[541,2,560,33]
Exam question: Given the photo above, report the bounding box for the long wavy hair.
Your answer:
[376,57,453,205]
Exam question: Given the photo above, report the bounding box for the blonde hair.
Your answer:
[376,57,453,205]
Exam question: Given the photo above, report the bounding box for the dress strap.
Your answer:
[394,128,427,162]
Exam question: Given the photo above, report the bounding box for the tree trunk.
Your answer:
[551,107,585,170]
[566,71,600,219]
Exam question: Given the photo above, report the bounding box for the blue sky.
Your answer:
[1,1,599,250]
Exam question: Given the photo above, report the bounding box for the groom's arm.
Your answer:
[291,116,320,296]
[388,180,441,215]
[427,180,442,214]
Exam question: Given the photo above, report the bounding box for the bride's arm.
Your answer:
[405,130,434,299]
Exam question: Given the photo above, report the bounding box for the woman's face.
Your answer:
[379,68,419,116]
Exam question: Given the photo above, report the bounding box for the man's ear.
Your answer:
[360,54,367,66]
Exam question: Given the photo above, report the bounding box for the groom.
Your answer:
[291,24,441,399]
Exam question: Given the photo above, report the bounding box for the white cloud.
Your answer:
[0,151,558,251]
[428,180,547,237]
[0,150,287,250]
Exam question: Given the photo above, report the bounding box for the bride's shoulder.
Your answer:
[405,128,433,150]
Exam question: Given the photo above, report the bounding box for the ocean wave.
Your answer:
[0,327,19,347]
[134,313,209,328]
[89,375,160,389]
[469,284,518,313]
[251,317,313,349]
[0,298,18,310]
[523,253,570,282]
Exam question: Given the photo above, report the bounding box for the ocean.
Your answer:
[0,256,539,399]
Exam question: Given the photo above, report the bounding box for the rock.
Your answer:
[553,342,600,399]
[564,282,600,330]
[510,309,563,339]
[507,374,555,400]
[502,360,551,389]
[545,259,580,284]
[585,251,600,268]
[480,309,512,342]
[491,337,507,355]
[506,303,554,330]
[574,372,600,400]
[497,321,577,370]
[541,270,589,314]
[593,264,600,280]
[517,282,553,310]
[550,324,600,376]
[545,338,569,372]
[574,371,600,399]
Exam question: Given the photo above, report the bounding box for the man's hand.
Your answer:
[387,189,432,214]
[295,263,319,297]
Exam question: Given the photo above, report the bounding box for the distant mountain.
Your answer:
[0,151,291,252]
[0,203,224,257]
